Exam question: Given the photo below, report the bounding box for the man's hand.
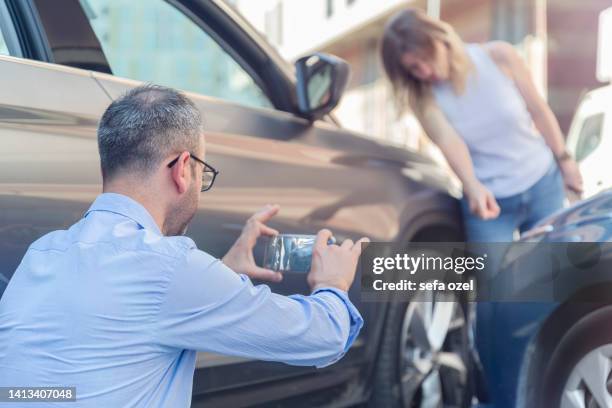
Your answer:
[222,204,282,282]
[307,229,370,293]
[464,179,501,220]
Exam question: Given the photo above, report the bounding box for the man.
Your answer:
[0,85,368,407]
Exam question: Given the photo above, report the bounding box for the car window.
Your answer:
[79,0,273,110]
[0,0,20,57]
[575,112,605,162]
[0,30,7,56]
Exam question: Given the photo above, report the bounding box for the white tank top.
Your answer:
[431,43,553,198]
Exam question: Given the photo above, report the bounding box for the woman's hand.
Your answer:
[464,180,501,220]
[558,158,583,196]
[222,204,282,282]
[418,106,500,221]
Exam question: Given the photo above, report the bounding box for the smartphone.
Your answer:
[263,234,336,273]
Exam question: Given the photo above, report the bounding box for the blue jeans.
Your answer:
[462,163,564,401]
[460,161,565,242]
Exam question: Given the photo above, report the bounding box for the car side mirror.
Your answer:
[295,53,350,121]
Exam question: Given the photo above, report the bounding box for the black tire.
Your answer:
[540,305,612,407]
[368,297,473,408]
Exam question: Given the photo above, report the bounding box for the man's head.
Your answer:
[97,84,206,236]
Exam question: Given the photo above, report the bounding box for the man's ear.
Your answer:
[170,151,191,194]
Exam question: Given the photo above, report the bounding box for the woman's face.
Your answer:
[400,40,450,83]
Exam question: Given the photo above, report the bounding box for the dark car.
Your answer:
[0,0,470,407]
[474,190,612,408]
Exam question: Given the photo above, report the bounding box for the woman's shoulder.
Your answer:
[478,41,519,78]
[480,41,518,65]
[464,41,514,64]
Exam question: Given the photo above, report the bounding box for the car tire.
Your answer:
[368,292,473,408]
[540,305,612,408]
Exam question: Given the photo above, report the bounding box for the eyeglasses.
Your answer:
[167,153,219,192]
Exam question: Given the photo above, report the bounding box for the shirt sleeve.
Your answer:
[153,247,364,368]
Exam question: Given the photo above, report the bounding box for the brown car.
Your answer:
[0,0,469,406]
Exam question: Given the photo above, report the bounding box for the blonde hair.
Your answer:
[380,8,473,117]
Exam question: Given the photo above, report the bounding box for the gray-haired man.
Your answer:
[0,84,368,407]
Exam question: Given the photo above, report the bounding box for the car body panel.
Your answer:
[0,54,109,294]
[0,33,461,408]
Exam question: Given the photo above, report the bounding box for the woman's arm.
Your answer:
[486,41,583,195]
[419,105,500,219]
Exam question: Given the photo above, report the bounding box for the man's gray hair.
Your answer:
[97,84,202,181]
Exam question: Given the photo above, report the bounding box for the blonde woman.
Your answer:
[381,8,583,242]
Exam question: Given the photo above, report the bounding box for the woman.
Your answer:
[381,9,583,242]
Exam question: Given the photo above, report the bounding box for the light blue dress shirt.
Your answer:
[0,193,363,407]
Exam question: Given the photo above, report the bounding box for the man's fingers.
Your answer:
[315,229,333,252]
[251,204,280,223]
[259,223,279,237]
[249,266,283,282]
[340,239,354,249]
[351,237,370,257]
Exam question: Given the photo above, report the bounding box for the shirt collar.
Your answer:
[84,193,163,236]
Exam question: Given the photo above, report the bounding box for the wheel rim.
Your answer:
[399,291,468,408]
[562,344,612,408]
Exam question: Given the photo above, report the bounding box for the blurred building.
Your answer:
[233,0,610,151]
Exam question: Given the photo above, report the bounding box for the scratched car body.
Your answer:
[0,0,467,406]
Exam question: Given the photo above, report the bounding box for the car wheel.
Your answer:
[369,291,472,408]
[541,305,612,408]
